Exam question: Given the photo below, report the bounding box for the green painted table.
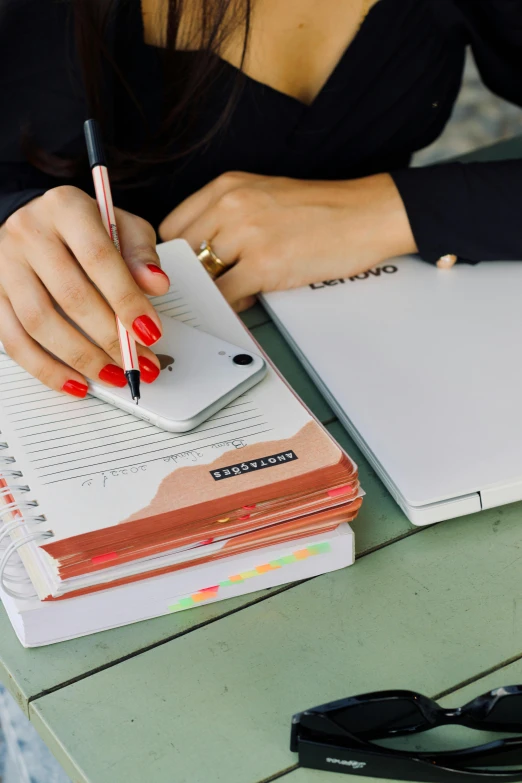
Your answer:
[2,137,522,783]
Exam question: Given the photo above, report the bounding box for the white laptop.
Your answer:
[263,257,522,526]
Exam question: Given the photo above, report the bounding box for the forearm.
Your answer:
[337,172,418,263]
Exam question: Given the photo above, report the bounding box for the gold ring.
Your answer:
[197,240,226,279]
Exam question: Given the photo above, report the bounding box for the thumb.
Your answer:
[115,207,170,295]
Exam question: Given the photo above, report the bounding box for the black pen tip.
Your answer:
[125,370,141,406]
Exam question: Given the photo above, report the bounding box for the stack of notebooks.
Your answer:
[0,240,362,646]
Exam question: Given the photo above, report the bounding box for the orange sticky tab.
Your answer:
[294,549,310,560]
[91,552,118,565]
[229,574,243,583]
[255,564,273,574]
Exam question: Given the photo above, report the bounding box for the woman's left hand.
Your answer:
[159,171,418,311]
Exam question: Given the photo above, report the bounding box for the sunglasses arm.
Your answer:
[421,737,522,769]
[295,735,522,782]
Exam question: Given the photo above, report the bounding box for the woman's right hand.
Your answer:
[0,186,170,397]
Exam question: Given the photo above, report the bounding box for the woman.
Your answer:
[0,0,521,397]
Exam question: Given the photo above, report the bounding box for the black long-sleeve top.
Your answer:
[1,0,522,264]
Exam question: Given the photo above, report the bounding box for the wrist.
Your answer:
[344,173,418,262]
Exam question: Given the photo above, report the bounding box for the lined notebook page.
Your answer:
[0,240,311,541]
[0,354,270,485]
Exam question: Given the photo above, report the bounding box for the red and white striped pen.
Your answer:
[84,119,141,404]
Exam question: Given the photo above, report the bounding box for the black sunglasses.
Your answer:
[291,686,522,781]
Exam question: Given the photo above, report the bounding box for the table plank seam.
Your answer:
[24,523,428,705]
[320,415,337,426]
[253,763,299,783]
[433,651,522,700]
[24,580,307,705]
[355,524,422,558]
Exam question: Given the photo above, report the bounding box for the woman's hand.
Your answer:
[159,171,418,311]
[0,186,170,397]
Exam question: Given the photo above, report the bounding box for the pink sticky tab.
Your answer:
[91,552,118,565]
[327,484,352,498]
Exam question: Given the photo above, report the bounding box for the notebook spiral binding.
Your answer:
[0,432,54,600]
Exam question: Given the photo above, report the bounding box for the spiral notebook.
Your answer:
[0,240,362,606]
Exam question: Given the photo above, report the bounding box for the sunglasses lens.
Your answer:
[331,698,429,737]
[483,693,522,728]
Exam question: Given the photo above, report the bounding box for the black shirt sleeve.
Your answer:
[391,0,522,264]
[0,0,87,224]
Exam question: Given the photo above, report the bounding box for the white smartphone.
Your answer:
[88,317,267,432]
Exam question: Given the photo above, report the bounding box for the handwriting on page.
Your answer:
[0,336,272,487]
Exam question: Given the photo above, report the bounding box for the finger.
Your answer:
[1,260,130,388]
[215,261,262,305]
[24,227,124,360]
[115,208,170,295]
[436,254,457,270]
[136,348,161,384]
[23,225,161,375]
[158,172,251,240]
[0,290,89,398]
[45,188,163,346]
[180,207,250,268]
[232,296,257,313]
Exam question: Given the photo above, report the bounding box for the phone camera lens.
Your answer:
[233,354,254,366]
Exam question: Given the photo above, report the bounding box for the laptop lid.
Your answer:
[263,257,522,524]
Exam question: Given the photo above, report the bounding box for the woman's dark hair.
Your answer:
[28,0,251,181]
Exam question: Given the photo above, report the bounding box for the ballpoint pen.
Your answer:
[83,119,141,404]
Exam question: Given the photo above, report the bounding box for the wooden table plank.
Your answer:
[456,134,522,162]
[28,500,522,783]
[252,323,334,423]
[0,589,289,718]
[240,303,270,330]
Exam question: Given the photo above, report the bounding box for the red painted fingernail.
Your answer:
[146,264,170,282]
[138,356,160,383]
[99,364,127,388]
[132,315,162,346]
[62,380,88,398]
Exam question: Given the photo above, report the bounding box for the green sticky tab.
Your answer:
[178,597,195,608]
[269,560,283,568]
[240,570,258,579]
[219,580,233,587]
[308,542,331,555]
[281,555,296,564]
[168,603,182,613]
